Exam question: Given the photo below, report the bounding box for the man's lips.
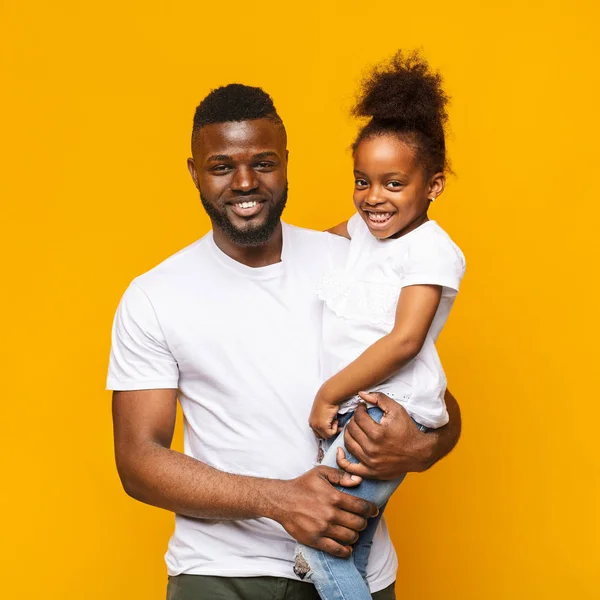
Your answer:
[227,198,266,218]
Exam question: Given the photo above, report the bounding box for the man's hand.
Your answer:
[272,466,379,558]
[336,390,461,479]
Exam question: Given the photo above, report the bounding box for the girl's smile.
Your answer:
[353,133,445,240]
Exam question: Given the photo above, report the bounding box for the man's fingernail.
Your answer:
[350,475,360,481]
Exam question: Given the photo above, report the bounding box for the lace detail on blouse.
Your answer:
[317,269,401,327]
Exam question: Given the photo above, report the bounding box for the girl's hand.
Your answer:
[309,396,340,439]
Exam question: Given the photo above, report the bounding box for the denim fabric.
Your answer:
[293,406,418,600]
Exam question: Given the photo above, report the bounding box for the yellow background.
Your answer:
[2,1,599,598]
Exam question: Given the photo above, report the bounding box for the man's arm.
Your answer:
[335,389,462,479]
[112,389,379,557]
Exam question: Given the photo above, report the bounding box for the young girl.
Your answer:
[293,50,466,599]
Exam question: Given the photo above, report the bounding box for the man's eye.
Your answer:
[211,165,230,172]
[256,162,274,170]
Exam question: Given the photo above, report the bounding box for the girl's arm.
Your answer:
[309,284,442,438]
[326,221,350,239]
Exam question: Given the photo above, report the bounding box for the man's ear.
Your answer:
[187,157,200,191]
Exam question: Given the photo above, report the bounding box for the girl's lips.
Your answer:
[364,211,395,230]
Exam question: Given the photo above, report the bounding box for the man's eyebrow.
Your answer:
[253,151,279,160]
[206,154,231,162]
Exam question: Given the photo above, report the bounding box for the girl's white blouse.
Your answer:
[319,213,466,428]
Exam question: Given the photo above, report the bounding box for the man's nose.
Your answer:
[231,166,259,192]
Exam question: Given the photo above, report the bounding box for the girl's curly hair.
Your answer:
[352,50,450,175]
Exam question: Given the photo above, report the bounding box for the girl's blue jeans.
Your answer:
[294,406,426,600]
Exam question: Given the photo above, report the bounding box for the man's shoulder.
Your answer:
[133,233,211,290]
[284,223,349,274]
[285,222,349,250]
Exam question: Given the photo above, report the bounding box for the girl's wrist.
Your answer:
[316,382,338,406]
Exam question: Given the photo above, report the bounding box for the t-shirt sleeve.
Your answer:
[399,228,466,293]
[106,280,179,391]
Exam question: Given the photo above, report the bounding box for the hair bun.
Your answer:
[353,50,449,140]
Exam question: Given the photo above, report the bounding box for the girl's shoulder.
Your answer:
[395,221,466,291]
[348,217,465,270]
[401,221,465,261]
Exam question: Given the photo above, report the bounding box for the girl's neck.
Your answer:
[389,213,429,240]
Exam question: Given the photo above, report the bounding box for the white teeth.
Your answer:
[367,212,393,222]
[236,201,258,209]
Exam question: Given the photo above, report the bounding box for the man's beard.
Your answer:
[200,183,288,247]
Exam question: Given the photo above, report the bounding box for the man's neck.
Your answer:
[212,222,283,268]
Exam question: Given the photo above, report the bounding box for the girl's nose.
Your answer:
[365,188,383,206]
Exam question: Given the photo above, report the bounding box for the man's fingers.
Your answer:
[337,469,363,487]
[331,508,369,533]
[317,538,353,559]
[326,524,360,546]
[358,391,396,412]
[335,447,372,479]
[335,459,372,479]
[319,465,362,487]
[334,489,379,519]
[351,404,385,440]
[344,419,375,463]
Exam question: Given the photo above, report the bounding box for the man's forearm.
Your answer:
[117,441,284,521]
[116,440,378,559]
[424,388,462,469]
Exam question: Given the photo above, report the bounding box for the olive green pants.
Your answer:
[167,574,396,600]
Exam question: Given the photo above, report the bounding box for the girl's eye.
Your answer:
[388,181,403,188]
[355,179,368,187]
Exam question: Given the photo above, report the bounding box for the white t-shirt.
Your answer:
[106,222,397,592]
[319,214,466,428]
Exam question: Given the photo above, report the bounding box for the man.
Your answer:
[108,84,461,600]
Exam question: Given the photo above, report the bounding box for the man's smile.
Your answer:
[227,198,266,218]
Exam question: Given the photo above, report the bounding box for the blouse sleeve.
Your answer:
[399,227,466,293]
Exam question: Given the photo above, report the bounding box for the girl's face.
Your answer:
[353,134,445,239]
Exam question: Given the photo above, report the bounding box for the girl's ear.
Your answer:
[428,172,446,201]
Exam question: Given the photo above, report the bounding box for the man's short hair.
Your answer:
[192,84,284,143]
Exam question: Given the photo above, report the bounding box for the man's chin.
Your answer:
[228,213,269,233]
[224,217,280,247]
[200,185,288,248]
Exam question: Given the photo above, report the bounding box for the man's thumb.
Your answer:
[358,391,394,411]
[321,465,362,487]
